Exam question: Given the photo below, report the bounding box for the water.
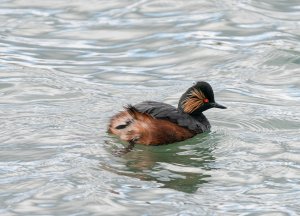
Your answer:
[0,0,300,215]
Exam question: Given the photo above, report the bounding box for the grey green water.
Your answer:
[1,0,300,215]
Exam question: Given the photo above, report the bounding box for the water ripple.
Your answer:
[1,0,300,215]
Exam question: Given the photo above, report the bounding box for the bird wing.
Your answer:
[133,101,210,133]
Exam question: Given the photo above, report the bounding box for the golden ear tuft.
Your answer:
[181,88,206,113]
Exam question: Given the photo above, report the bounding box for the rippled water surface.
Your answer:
[1,0,300,215]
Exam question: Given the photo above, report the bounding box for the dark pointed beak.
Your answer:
[211,102,227,109]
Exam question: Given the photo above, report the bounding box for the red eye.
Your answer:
[203,98,209,103]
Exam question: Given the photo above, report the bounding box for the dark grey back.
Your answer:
[133,101,211,133]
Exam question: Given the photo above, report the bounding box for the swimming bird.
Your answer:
[108,81,226,145]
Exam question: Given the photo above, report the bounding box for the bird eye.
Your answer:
[203,98,209,103]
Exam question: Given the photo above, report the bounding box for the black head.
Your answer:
[178,81,226,115]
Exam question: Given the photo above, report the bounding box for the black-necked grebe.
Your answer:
[108,81,226,145]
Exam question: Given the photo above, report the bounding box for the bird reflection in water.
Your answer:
[103,134,216,193]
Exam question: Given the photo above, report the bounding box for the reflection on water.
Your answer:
[1,0,300,215]
[104,133,216,193]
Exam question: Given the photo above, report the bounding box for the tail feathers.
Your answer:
[108,105,154,144]
[124,105,153,121]
[115,120,131,129]
[108,105,195,145]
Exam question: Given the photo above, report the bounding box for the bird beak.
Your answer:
[211,102,227,109]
